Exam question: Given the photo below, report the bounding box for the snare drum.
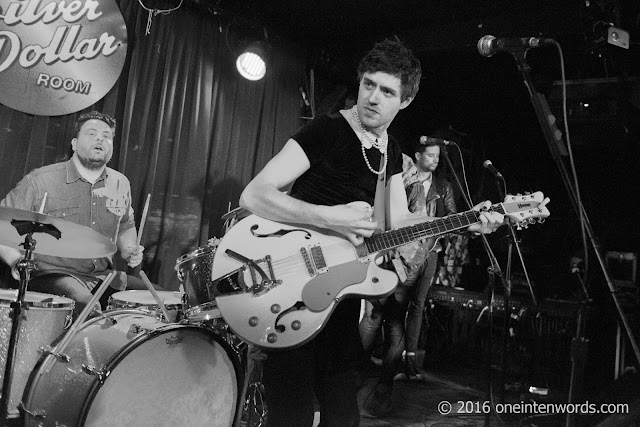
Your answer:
[107,290,184,322]
[175,245,223,321]
[22,310,242,426]
[0,289,73,416]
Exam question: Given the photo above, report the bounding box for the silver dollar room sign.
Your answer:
[0,0,127,116]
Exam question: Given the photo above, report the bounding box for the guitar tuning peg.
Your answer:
[524,191,531,195]
[539,197,550,208]
[538,218,545,224]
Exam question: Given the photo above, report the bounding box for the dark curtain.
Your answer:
[0,0,307,290]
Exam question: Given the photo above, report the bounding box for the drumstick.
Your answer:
[50,271,117,358]
[136,193,151,246]
[38,192,48,213]
[139,270,172,322]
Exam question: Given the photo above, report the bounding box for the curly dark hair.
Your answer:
[74,111,116,137]
[357,37,422,102]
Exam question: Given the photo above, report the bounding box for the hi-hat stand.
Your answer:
[1,223,57,423]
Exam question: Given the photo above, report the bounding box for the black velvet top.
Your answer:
[283,112,403,371]
[290,112,403,207]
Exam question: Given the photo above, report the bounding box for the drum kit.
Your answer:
[0,206,264,427]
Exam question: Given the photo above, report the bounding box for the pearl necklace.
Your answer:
[351,106,388,175]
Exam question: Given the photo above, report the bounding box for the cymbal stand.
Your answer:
[1,233,37,422]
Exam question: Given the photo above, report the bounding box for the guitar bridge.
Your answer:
[249,255,282,294]
[226,249,281,295]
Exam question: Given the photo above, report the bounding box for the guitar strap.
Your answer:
[372,156,408,280]
[372,156,387,233]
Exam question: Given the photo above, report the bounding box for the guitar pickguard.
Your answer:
[301,260,370,311]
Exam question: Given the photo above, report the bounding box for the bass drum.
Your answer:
[22,310,242,427]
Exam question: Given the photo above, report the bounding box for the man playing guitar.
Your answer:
[235,38,503,426]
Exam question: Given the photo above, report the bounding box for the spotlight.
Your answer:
[236,41,267,81]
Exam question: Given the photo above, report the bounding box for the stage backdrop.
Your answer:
[0,0,307,289]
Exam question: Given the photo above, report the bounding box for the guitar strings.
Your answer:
[246,204,508,279]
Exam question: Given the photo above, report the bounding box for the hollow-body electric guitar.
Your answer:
[211,192,550,349]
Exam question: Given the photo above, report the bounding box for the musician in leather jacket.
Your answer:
[400,141,457,379]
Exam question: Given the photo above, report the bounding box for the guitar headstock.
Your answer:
[501,191,550,228]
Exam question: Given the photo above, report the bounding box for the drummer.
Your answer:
[0,111,158,316]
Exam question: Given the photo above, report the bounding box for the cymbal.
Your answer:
[0,207,117,258]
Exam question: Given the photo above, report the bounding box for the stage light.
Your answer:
[236,41,267,81]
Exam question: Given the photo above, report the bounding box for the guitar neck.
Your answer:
[365,203,506,253]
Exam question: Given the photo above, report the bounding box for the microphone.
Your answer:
[482,160,503,178]
[419,136,456,146]
[477,35,554,57]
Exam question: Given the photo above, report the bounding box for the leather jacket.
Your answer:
[395,175,457,278]
[405,175,457,218]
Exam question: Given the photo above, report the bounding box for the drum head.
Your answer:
[83,325,239,426]
[0,289,74,308]
[23,312,241,426]
[109,290,183,306]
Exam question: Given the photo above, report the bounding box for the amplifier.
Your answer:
[427,285,522,311]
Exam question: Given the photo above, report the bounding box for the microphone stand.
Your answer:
[511,49,639,426]
[492,173,540,405]
[441,148,509,425]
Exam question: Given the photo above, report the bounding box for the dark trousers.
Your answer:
[262,300,363,427]
[359,290,408,386]
[404,251,438,352]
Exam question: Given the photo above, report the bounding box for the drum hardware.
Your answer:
[0,207,116,421]
[39,346,70,363]
[16,403,44,420]
[128,323,153,335]
[94,310,118,325]
[80,365,107,384]
[1,217,52,420]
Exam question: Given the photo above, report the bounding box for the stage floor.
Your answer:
[354,353,638,427]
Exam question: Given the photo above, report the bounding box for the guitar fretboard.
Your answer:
[365,204,506,253]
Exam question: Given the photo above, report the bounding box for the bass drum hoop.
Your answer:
[23,310,244,426]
